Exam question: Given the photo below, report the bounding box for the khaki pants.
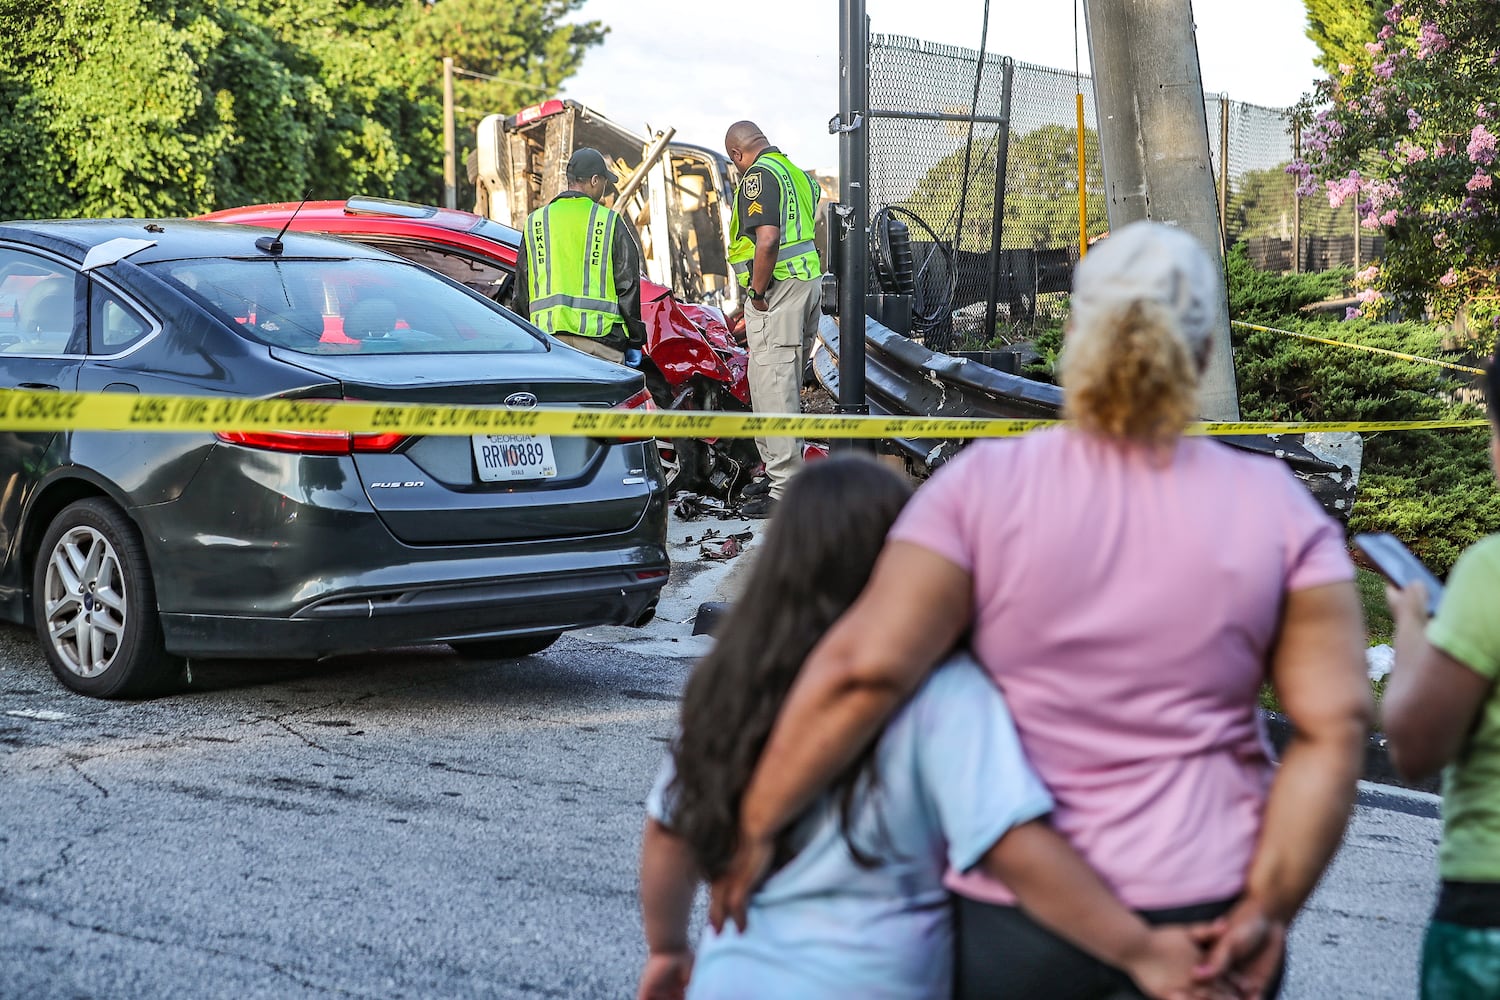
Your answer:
[743,277,820,498]
[554,333,625,364]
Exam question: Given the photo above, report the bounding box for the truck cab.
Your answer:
[472,99,741,314]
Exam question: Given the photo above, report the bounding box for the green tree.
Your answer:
[1224,245,1500,572]
[404,0,606,205]
[901,123,1107,252]
[0,0,605,218]
[1304,0,1386,75]
[1230,162,1353,240]
[1295,0,1500,328]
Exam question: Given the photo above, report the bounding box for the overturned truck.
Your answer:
[471,99,743,315]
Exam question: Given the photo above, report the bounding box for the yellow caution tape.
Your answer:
[1232,320,1486,376]
[0,389,1484,438]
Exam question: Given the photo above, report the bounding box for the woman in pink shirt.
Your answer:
[710,221,1373,998]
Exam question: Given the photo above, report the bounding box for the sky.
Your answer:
[560,0,1323,174]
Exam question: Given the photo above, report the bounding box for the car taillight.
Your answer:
[611,387,657,442]
[215,399,408,455]
[617,387,657,412]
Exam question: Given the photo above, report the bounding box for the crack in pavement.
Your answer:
[63,756,108,798]
[14,839,74,889]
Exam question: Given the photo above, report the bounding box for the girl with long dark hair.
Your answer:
[636,455,1208,1000]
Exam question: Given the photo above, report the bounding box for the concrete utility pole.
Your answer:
[442,57,457,210]
[1082,0,1240,420]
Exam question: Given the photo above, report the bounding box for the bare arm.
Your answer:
[637,819,697,1000]
[640,818,697,954]
[1200,581,1372,988]
[1383,582,1492,782]
[749,225,780,301]
[709,542,973,928]
[983,821,1205,999]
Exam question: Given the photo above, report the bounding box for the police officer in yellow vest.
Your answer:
[515,148,647,367]
[724,121,823,519]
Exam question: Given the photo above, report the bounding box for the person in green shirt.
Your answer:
[1386,349,1500,998]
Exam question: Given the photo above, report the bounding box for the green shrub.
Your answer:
[1023,244,1499,574]
[1225,244,1500,574]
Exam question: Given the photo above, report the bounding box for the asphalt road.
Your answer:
[2,618,1441,1000]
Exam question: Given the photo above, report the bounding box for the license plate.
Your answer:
[472,434,557,482]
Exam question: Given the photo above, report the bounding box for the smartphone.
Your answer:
[1354,532,1445,617]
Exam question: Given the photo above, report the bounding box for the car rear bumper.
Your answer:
[136,442,669,658]
[160,568,665,658]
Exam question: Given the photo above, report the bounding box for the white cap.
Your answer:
[1068,221,1219,354]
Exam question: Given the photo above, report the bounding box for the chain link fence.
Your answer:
[866,33,1378,348]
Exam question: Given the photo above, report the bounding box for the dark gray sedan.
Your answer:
[0,220,669,698]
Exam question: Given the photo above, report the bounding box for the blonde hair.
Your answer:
[1060,220,1219,450]
[1060,298,1198,448]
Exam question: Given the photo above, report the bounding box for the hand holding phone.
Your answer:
[1354,532,1445,617]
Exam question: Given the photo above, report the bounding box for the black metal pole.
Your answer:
[982,57,1015,342]
[837,0,870,444]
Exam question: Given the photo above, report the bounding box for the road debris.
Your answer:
[697,527,753,561]
[673,492,742,522]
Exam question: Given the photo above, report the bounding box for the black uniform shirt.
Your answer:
[736,148,785,237]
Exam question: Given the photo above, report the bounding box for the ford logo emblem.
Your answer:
[504,392,538,408]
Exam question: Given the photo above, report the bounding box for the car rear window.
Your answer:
[146,257,545,355]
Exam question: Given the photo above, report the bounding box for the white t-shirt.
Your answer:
[647,655,1053,1000]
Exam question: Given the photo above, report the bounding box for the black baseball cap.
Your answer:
[566,147,617,184]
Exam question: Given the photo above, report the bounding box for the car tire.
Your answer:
[449,633,562,660]
[33,498,180,699]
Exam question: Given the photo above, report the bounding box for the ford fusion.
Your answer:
[0,220,668,698]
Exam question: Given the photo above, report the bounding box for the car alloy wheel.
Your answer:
[45,523,127,679]
[33,498,179,698]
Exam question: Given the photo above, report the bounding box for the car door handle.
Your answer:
[17,382,58,391]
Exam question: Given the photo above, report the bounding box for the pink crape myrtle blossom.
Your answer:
[1301,0,1500,326]
[1469,124,1498,164]
[1400,140,1429,163]
[1418,22,1450,59]
[1357,265,1381,284]
[1365,179,1402,210]
[1327,170,1363,208]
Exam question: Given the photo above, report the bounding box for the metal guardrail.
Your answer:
[814,315,1363,520]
